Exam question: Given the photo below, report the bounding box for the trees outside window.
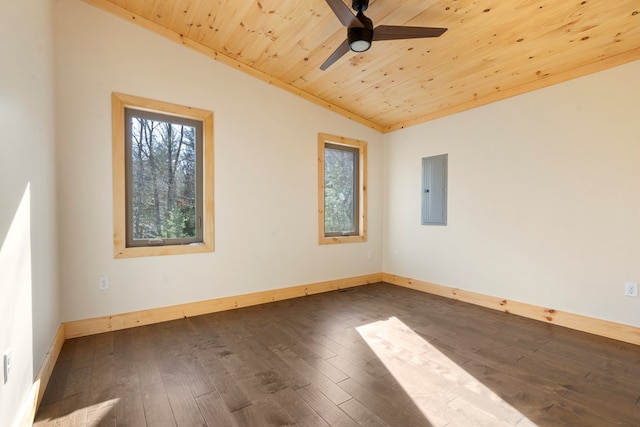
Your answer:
[112,93,214,258]
[318,133,367,245]
[125,109,201,245]
[324,143,358,236]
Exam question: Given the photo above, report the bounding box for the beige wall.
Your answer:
[55,0,383,322]
[383,60,640,327]
[0,0,59,424]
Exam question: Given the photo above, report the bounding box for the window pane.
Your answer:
[324,145,358,235]
[127,110,200,243]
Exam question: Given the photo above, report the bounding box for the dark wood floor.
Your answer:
[35,282,640,426]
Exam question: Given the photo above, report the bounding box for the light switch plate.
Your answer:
[3,349,12,384]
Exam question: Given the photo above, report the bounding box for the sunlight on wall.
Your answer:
[356,317,536,427]
[0,183,33,426]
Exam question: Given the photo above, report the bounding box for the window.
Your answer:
[318,133,367,244]
[112,93,214,258]
[421,154,448,226]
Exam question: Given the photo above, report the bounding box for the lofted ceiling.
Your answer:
[83,0,640,132]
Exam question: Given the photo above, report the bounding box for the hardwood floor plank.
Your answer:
[173,353,216,398]
[236,336,310,392]
[337,377,430,426]
[543,398,615,427]
[114,375,146,426]
[303,355,349,384]
[89,333,115,406]
[295,385,359,427]
[272,387,331,427]
[338,398,390,427]
[70,335,96,371]
[86,398,118,426]
[196,353,252,412]
[270,344,352,405]
[130,325,163,387]
[325,354,388,386]
[231,396,298,427]
[141,382,177,427]
[161,372,206,426]
[113,329,137,381]
[195,391,239,427]
[62,366,92,400]
[185,315,254,412]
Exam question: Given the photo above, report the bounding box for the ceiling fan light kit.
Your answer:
[321,0,448,70]
[348,15,373,52]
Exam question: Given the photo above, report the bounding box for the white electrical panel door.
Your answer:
[422,154,448,226]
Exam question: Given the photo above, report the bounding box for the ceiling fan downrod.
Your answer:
[352,0,369,13]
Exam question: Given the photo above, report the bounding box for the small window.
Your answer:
[422,154,448,226]
[112,93,214,258]
[318,133,367,244]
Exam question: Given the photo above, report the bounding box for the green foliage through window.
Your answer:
[324,143,359,236]
[125,108,203,246]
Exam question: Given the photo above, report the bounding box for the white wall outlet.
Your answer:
[99,276,110,290]
[624,282,638,298]
[3,349,12,384]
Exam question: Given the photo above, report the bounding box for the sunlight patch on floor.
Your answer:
[34,398,120,426]
[356,316,537,427]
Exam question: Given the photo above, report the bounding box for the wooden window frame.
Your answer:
[112,93,214,258]
[318,133,367,245]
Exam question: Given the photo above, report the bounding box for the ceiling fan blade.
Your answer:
[320,39,350,70]
[324,0,364,28]
[373,25,447,41]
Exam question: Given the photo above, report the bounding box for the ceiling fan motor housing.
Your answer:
[348,12,373,52]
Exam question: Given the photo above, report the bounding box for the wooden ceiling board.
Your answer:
[84,0,640,132]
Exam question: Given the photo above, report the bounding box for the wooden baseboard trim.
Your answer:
[383,273,640,346]
[17,323,65,427]
[64,273,383,339]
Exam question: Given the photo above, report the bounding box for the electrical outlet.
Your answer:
[624,282,638,298]
[99,277,110,290]
[3,349,11,384]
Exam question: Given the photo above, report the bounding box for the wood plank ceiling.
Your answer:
[84,0,640,132]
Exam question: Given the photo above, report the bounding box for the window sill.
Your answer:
[319,234,367,245]
[114,242,213,259]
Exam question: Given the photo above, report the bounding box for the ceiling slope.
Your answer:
[82,0,640,132]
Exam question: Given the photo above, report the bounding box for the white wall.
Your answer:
[0,0,59,425]
[383,60,640,327]
[55,0,383,322]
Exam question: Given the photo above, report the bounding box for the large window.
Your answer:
[318,133,367,244]
[112,93,214,258]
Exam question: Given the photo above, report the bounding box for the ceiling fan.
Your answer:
[321,0,448,70]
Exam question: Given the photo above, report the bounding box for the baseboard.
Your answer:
[16,323,65,427]
[383,273,640,346]
[63,271,640,344]
[64,273,383,339]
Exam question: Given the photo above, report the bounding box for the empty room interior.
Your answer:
[2,0,640,426]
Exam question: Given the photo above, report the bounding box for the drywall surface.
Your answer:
[55,0,383,322]
[0,0,59,424]
[383,60,640,327]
